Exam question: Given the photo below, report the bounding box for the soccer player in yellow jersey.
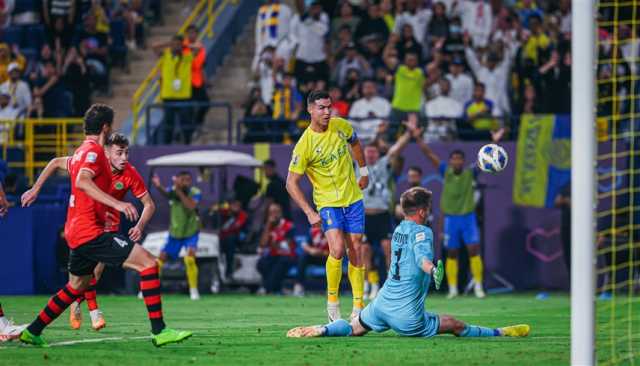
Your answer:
[287,90,369,321]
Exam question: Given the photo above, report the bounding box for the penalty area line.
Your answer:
[49,336,151,347]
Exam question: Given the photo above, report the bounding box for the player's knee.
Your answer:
[467,244,480,256]
[68,276,91,292]
[329,245,345,259]
[447,249,459,258]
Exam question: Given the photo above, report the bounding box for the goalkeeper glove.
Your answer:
[431,260,444,290]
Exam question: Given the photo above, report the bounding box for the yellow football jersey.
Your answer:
[289,117,363,209]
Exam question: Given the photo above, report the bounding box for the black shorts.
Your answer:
[68,232,136,276]
[365,212,393,247]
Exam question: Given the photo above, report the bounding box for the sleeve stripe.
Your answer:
[79,167,96,176]
[135,191,149,198]
[347,131,358,144]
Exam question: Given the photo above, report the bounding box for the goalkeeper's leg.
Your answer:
[287,317,370,338]
[438,314,530,337]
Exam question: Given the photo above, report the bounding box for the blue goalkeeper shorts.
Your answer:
[359,299,440,338]
[319,200,365,234]
[443,213,480,249]
[162,233,199,260]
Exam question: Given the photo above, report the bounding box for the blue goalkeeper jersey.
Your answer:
[375,220,434,319]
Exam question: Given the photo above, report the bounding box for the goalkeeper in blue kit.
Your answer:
[287,187,530,339]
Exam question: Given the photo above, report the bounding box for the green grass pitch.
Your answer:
[0,294,570,365]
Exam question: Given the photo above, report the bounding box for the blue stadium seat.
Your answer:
[0,26,22,46]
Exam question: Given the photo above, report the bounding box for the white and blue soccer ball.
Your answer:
[477,144,508,173]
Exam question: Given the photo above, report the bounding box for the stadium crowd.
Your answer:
[0,0,157,120]
[245,0,574,143]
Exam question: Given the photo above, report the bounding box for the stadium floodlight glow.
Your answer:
[571,0,596,365]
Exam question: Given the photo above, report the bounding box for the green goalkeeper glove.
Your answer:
[431,260,444,290]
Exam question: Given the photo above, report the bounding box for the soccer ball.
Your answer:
[477,144,508,173]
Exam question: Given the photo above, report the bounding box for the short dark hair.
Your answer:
[400,187,432,216]
[177,171,192,177]
[449,149,465,159]
[307,90,331,106]
[264,159,276,168]
[106,132,129,147]
[408,166,423,175]
[84,103,114,135]
[474,82,485,90]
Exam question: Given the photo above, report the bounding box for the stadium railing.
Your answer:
[239,115,515,144]
[130,0,259,145]
[145,101,233,144]
[0,118,84,184]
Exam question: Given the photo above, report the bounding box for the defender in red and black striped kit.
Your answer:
[18,104,191,347]
[22,132,156,332]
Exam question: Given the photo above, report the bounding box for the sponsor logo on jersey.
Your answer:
[415,232,426,242]
[86,152,97,163]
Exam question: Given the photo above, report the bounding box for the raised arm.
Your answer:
[128,192,156,242]
[21,156,69,207]
[174,187,198,211]
[286,171,321,226]
[76,170,139,222]
[151,174,170,198]
[413,133,441,168]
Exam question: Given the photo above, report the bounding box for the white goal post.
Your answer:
[571,0,596,365]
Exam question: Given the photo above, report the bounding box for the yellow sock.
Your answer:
[326,256,343,303]
[348,263,365,309]
[157,258,165,277]
[183,256,199,290]
[367,270,380,285]
[446,258,458,289]
[470,255,484,285]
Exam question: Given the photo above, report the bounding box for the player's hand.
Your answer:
[128,226,143,242]
[358,175,369,190]
[306,211,322,227]
[151,174,162,188]
[117,201,139,222]
[432,260,444,290]
[21,187,39,207]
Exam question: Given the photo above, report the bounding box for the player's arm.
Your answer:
[21,156,70,207]
[414,231,444,290]
[151,174,170,198]
[174,187,198,211]
[76,169,139,222]
[387,115,419,159]
[350,138,369,190]
[129,192,156,242]
[286,171,321,226]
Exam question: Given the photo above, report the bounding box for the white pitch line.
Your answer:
[48,336,150,347]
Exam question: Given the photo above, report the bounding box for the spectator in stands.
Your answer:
[253,0,293,71]
[424,78,462,142]
[293,226,329,296]
[342,67,362,104]
[331,24,354,63]
[257,202,296,295]
[331,2,360,46]
[88,0,110,34]
[556,0,571,39]
[11,0,40,26]
[272,72,302,121]
[328,85,349,117]
[446,57,473,105]
[33,60,67,117]
[62,47,91,116]
[463,32,518,117]
[354,3,389,48]
[334,42,371,88]
[263,159,291,219]
[407,166,424,188]
[1,62,31,116]
[461,0,493,48]
[515,82,542,115]
[245,87,271,118]
[396,24,423,63]
[349,78,391,143]
[0,44,25,84]
[76,14,110,93]
[522,15,551,67]
[462,82,497,136]
[516,0,543,29]
[0,0,13,29]
[184,25,209,141]
[153,35,194,144]
[538,49,571,114]
[43,0,76,51]
[291,1,329,86]
[427,2,450,50]
[0,91,19,120]
[393,0,432,47]
[29,45,55,82]
[216,195,248,281]
[387,51,425,132]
